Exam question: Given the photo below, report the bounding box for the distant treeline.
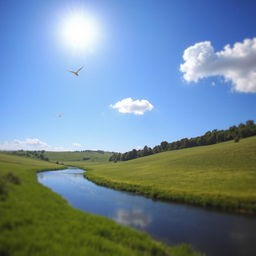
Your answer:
[6,150,49,161]
[76,150,116,154]
[77,150,105,154]
[109,120,256,162]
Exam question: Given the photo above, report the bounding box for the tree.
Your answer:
[234,136,240,143]
[109,153,119,162]
[216,131,225,143]
[160,141,168,151]
[141,146,153,157]
[180,138,189,148]
[116,153,121,161]
[153,145,161,153]
[229,125,238,139]
[142,146,149,156]
[246,120,254,126]
[131,149,138,159]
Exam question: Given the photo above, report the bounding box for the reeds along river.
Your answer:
[37,168,256,256]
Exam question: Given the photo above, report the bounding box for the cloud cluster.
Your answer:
[0,138,49,151]
[0,138,69,151]
[110,97,154,115]
[72,143,82,147]
[180,38,256,93]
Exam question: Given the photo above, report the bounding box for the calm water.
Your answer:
[37,168,256,256]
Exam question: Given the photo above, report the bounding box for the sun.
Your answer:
[60,12,98,51]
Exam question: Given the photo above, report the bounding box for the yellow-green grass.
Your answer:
[73,136,256,213]
[44,151,112,162]
[0,153,201,256]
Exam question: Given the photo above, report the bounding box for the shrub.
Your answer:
[0,178,7,198]
[4,172,21,185]
[234,136,240,143]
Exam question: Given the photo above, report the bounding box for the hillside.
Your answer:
[75,136,256,213]
[109,120,256,162]
[44,151,112,162]
[0,150,113,163]
[0,153,200,256]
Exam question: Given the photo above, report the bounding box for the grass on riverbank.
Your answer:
[72,136,256,214]
[0,153,201,256]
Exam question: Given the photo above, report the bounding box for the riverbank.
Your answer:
[73,136,256,214]
[0,153,201,256]
[84,172,255,214]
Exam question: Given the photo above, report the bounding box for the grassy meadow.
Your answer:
[72,136,256,213]
[0,153,201,256]
[44,151,112,162]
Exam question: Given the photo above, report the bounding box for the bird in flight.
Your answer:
[57,114,63,118]
[68,66,84,76]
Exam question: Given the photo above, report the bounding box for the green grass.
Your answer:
[73,136,256,213]
[0,153,201,256]
[44,151,112,162]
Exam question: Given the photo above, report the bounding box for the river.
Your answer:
[37,168,256,256]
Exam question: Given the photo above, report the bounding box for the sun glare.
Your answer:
[61,12,98,51]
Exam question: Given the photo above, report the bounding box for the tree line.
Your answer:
[9,150,49,161]
[109,120,256,162]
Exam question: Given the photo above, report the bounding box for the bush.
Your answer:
[4,172,21,185]
[234,136,240,143]
[0,178,7,196]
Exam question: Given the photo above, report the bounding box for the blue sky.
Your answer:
[1,0,256,152]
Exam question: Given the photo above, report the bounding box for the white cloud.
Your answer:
[180,38,256,93]
[115,209,151,228]
[73,143,82,147]
[0,138,49,151]
[0,138,68,151]
[110,97,154,115]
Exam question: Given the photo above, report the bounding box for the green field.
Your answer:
[0,153,200,256]
[44,151,112,162]
[73,136,256,213]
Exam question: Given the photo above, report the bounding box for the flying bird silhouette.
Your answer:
[68,66,84,76]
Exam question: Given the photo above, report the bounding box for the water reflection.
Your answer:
[115,209,151,228]
[38,173,44,179]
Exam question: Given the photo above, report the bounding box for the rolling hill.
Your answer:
[44,150,112,162]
